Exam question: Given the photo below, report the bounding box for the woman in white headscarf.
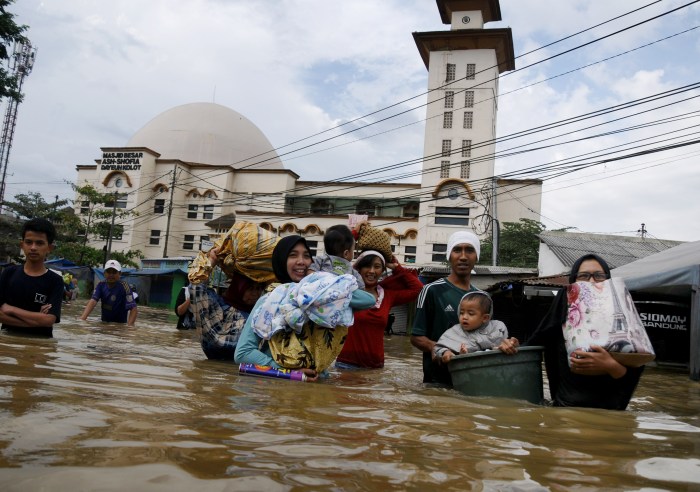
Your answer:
[336,250,424,369]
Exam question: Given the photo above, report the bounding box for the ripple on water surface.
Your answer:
[0,305,699,490]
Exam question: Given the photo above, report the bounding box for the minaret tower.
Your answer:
[413,0,514,265]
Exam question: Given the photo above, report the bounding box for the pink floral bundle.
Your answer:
[564,278,655,367]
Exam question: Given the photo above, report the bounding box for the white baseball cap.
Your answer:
[104,259,122,272]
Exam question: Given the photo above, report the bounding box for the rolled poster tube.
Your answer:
[238,363,307,382]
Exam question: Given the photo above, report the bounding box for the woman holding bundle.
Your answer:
[527,254,645,410]
[187,221,277,360]
[234,235,374,381]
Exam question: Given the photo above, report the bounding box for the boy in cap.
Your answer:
[80,259,138,326]
[0,218,64,336]
[411,230,481,385]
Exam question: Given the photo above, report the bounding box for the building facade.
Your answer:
[73,1,542,268]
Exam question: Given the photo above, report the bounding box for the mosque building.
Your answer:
[73,0,541,268]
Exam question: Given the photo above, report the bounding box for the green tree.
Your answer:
[1,188,142,267]
[67,184,141,267]
[0,0,29,102]
[2,191,68,219]
[479,218,546,268]
[54,241,142,269]
[0,192,70,261]
[0,211,20,261]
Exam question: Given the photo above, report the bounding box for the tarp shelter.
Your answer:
[44,258,94,300]
[91,267,187,308]
[119,268,188,308]
[612,240,700,381]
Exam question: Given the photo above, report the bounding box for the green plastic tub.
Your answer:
[448,346,545,404]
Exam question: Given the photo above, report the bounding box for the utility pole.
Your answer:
[162,166,177,258]
[103,191,118,264]
[637,223,647,238]
[491,176,499,266]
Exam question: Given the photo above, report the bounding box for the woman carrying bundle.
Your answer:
[527,254,646,410]
[187,221,277,360]
[234,235,374,381]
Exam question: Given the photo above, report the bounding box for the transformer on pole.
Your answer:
[0,41,37,214]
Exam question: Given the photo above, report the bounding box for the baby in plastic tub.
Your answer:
[433,291,519,364]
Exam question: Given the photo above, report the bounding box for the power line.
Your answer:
[72,3,700,250]
[226,0,700,172]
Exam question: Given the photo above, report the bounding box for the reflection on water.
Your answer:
[1,303,699,490]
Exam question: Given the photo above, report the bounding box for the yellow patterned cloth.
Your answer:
[188,221,279,284]
[269,323,349,372]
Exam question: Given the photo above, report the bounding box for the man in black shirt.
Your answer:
[0,218,64,336]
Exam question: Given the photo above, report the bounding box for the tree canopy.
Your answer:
[479,218,546,268]
[0,188,142,267]
[0,0,28,102]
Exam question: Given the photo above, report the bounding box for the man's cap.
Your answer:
[104,259,122,272]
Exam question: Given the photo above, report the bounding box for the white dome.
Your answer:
[126,102,284,169]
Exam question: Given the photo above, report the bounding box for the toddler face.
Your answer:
[342,240,356,261]
[458,298,490,332]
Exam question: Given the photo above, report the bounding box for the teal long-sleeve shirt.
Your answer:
[234,288,375,368]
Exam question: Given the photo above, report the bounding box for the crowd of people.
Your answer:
[0,217,650,410]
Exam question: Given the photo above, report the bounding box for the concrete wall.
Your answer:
[538,243,567,277]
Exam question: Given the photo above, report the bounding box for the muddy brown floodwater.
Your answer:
[1,302,699,491]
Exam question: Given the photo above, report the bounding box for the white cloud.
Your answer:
[2,0,699,242]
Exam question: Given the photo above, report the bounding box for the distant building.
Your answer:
[73,0,542,268]
[538,230,684,276]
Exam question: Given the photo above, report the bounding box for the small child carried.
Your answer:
[251,224,374,372]
[308,224,365,289]
[433,291,519,364]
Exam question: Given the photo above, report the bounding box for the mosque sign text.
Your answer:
[101,152,143,171]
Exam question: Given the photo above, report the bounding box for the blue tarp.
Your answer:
[128,268,187,276]
[613,240,700,380]
[45,258,79,268]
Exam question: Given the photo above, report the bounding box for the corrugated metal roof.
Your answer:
[521,274,569,287]
[476,265,537,275]
[485,273,569,292]
[538,231,683,269]
[416,265,537,275]
[129,268,188,276]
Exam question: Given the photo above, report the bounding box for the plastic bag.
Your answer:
[563,278,655,367]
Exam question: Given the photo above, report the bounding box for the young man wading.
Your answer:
[410,231,481,386]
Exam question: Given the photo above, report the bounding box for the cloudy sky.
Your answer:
[3,0,700,241]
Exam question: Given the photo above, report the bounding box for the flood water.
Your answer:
[1,303,699,491]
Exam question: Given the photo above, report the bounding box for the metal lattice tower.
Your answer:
[0,41,37,214]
